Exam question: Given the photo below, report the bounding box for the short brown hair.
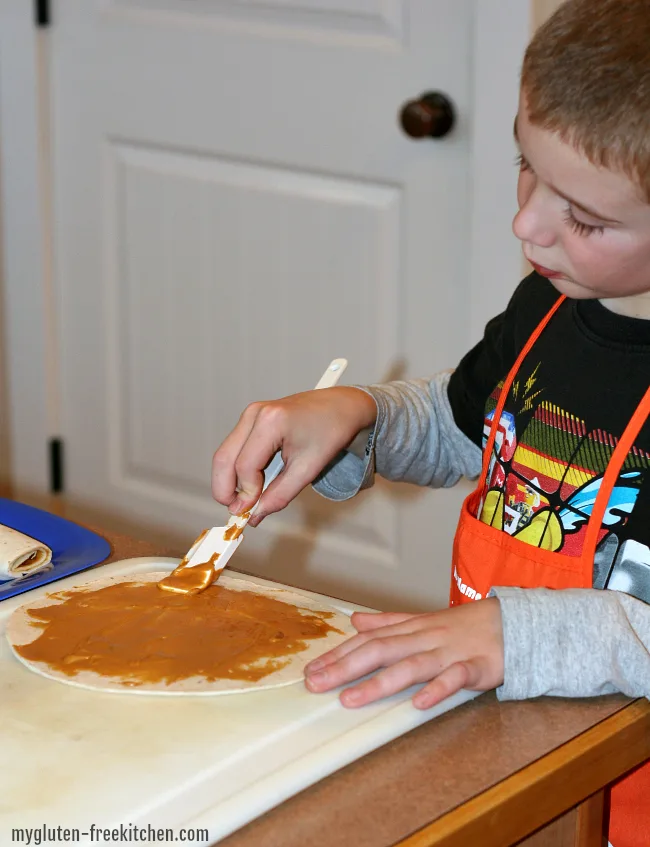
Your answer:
[521,0,650,201]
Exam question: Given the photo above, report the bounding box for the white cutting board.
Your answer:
[1,557,479,845]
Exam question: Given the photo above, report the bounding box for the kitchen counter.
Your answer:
[98,529,650,847]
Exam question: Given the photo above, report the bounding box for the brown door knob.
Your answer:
[399,91,455,139]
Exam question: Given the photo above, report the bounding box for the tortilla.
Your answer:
[0,524,53,580]
[6,572,356,695]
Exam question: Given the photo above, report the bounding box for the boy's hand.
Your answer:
[211,386,377,525]
[304,598,504,709]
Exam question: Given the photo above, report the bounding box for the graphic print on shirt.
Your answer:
[477,366,650,602]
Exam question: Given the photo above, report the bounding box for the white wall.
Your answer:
[0,0,565,500]
[0,3,49,501]
[0,181,11,495]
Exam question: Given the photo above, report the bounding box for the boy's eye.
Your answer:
[563,206,605,238]
[515,153,532,172]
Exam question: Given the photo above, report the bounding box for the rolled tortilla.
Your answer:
[0,525,52,579]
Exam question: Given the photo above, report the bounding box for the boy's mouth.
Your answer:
[528,260,564,280]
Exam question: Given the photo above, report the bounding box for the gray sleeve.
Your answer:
[491,586,650,700]
[312,371,482,502]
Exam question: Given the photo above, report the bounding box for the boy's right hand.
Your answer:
[211,386,377,526]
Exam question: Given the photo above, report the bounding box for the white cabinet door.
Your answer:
[2,1,529,610]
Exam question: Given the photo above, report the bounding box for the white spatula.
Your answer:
[158,358,348,594]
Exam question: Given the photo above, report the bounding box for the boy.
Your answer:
[211,1,650,843]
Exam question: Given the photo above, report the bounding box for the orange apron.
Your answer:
[450,294,650,847]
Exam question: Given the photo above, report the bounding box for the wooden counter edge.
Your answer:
[395,697,650,847]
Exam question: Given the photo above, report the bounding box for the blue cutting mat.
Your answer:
[0,499,111,601]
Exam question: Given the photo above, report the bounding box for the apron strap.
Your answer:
[478,294,566,491]
[476,290,650,571]
[582,385,650,562]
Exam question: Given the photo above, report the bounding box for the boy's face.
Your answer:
[513,92,650,306]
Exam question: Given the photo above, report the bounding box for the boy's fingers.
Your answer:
[211,404,262,505]
[304,633,366,673]
[251,452,337,520]
[305,633,437,695]
[339,653,488,711]
[305,625,402,673]
[412,659,483,710]
[337,648,445,708]
[351,611,415,632]
[305,615,436,674]
[228,414,287,514]
[211,441,252,508]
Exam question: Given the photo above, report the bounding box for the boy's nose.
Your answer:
[512,203,556,248]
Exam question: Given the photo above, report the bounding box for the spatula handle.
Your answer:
[313,358,349,390]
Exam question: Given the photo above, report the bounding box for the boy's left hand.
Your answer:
[304,598,504,710]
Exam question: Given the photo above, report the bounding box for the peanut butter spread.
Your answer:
[157,553,221,595]
[224,524,242,541]
[14,581,342,687]
[223,514,249,542]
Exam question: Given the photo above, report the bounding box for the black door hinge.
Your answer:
[34,0,50,27]
[49,438,64,493]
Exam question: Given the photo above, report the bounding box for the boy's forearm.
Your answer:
[312,372,482,502]
[366,372,481,486]
[492,586,650,700]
